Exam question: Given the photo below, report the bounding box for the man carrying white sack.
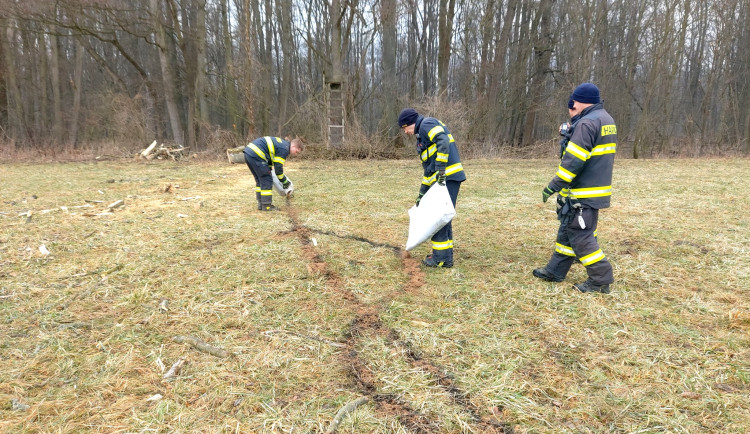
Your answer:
[398,108,466,268]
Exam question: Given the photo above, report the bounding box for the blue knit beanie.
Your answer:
[568,95,575,109]
[572,83,600,104]
[398,108,419,127]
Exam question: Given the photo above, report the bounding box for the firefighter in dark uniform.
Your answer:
[398,108,466,268]
[533,83,616,293]
[243,136,302,211]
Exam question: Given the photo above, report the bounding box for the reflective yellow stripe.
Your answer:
[555,243,576,256]
[259,190,273,196]
[591,143,616,155]
[445,163,463,175]
[447,134,455,143]
[247,143,266,160]
[594,229,598,238]
[559,188,570,197]
[432,240,453,250]
[273,156,286,164]
[566,142,590,161]
[556,165,576,182]
[428,125,445,141]
[570,186,612,198]
[420,144,437,161]
[580,249,605,266]
[254,187,261,192]
[264,137,276,162]
[422,173,437,186]
[277,173,286,180]
[436,152,449,163]
[601,125,617,136]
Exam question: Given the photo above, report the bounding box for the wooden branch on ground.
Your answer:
[325,397,369,433]
[163,358,186,380]
[140,140,158,158]
[173,335,230,358]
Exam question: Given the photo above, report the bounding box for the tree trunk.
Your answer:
[437,0,456,95]
[276,0,294,135]
[381,0,397,143]
[522,0,554,147]
[150,0,184,145]
[49,24,63,144]
[69,37,84,147]
[220,0,240,135]
[239,0,255,137]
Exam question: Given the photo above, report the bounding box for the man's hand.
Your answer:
[436,170,446,185]
[282,179,291,189]
[542,186,555,203]
[416,192,425,206]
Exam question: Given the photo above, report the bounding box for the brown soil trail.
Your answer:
[283,199,511,432]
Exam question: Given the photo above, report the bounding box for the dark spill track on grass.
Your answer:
[284,201,511,433]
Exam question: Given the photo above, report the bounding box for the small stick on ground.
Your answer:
[173,335,230,358]
[163,358,186,380]
[325,396,369,434]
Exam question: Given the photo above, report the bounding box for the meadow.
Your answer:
[1,158,748,433]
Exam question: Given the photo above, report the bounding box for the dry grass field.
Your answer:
[1,158,749,433]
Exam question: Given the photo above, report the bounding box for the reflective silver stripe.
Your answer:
[555,243,575,257]
[432,240,453,250]
[580,249,605,266]
[247,143,266,160]
[264,137,276,162]
[428,125,445,141]
[570,186,612,198]
[591,143,617,155]
[566,142,590,161]
[556,165,576,182]
[445,163,463,175]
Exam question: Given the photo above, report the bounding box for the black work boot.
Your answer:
[259,197,278,211]
[532,267,563,282]
[422,254,453,268]
[574,280,611,294]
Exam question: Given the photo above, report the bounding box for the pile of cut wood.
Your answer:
[139,140,187,160]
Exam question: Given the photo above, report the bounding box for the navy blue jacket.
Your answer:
[244,136,291,184]
[548,103,617,209]
[414,115,466,195]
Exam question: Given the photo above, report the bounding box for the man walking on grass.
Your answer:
[244,136,303,211]
[398,108,466,268]
[533,83,617,293]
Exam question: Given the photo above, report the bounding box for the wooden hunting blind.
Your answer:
[326,80,344,148]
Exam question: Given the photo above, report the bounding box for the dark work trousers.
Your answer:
[430,180,461,263]
[243,150,274,208]
[545,206,613,285]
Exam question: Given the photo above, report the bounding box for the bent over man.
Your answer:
[533,83,617,293]
[243,136,302,211]
[398,108,466,268]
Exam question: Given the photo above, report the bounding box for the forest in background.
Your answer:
[1,0,749,158]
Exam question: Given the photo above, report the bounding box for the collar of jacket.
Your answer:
[414,115,424,132]
[578,102,603,118]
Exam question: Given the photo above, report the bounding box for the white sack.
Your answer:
[271,167,294,196]
[405,183,456,251]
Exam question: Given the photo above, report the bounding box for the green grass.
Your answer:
[1,158,749,432]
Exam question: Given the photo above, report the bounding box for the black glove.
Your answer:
[436,170,446,185]
[416,192,425,207]
[282,178,291,189]
[542,186,555,203]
